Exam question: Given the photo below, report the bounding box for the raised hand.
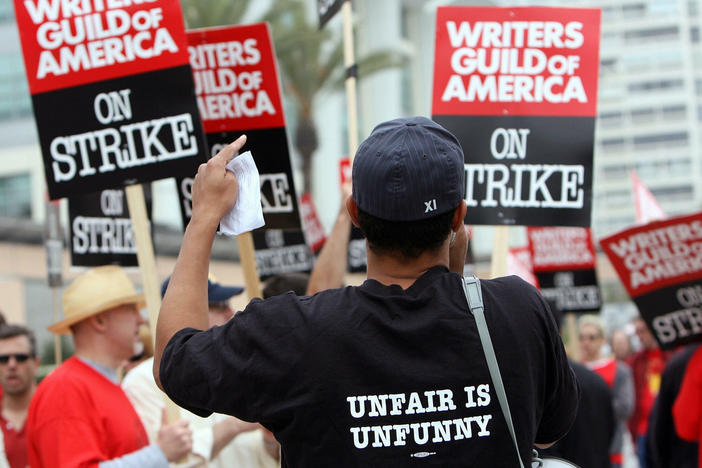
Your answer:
[191,134,247,226]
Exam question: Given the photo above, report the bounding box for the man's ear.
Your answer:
[451,200,467,232]
[346,196,360,228]
[87,312,109,333]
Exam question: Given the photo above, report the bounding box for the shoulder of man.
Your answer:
[480,274,551,316]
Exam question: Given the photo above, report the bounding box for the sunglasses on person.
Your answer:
[0,353,33,364]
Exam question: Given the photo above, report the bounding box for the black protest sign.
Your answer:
[318,0,345,28]
[68,187,152,267]
[181,24,301,230]
[601,212,702,350]
[431,7,601,227]
[252,229,314,281]
[527,227,601,314]
[348,226,367,273]
[536,270,601,314]
[13,0,207,200]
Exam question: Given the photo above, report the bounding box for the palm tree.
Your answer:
[180,0,251,29]
[181,0,404,193]
[263,0,403,193]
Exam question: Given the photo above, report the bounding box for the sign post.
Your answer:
[44,200,63,364]
[342,1,359,158]
[490,226,509,278]
[124,186,161,335]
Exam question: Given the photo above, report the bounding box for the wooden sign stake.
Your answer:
[125,184,181,425]
[125,185,161,334]
[52,288,62,365]
[490,226,509,278]
[236,232,262,299]
[342,1,359,159]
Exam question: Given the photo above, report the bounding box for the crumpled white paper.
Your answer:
[217,151,265,236]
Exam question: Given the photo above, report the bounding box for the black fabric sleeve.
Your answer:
[532,292,580,445]
[159,293,313,426]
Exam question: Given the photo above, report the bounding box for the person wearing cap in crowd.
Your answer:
[153,117,579,466]
[577,314,634,468]
[0,325,39,468]
[122,274,266,468]
[26,265,193,468]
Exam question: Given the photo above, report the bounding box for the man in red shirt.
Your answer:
[0,324,39,468]
[27,265,193,468]
[577,315,634,468]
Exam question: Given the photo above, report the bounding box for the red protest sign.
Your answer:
[527,227,600,314]
[14,0,190,95]
[507,247,539,288]
[300,192,327,253]
[187,24,285,133]
[178,24,301,231]
[432,7,600,227]
[527,227,596,272]
[339,157,351,185]
[14,0,206,200]
[601,212,702,299]
[432,7,600,117]
[601,212,702,349]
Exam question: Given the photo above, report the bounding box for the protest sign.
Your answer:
[68,187,151,267]
[507,247,538,288]
[181,24,301,230]
[432,7,600,227]
[338,156,366,273]
[600,212,702,349]
[14,0,206,200]
[348,226,367,273]
[300,193,327,254]
[252,229,314,281]
[527,227,601,314]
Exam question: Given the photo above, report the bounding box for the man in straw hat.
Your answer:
[154,118,578,466]
[27,265,193,467]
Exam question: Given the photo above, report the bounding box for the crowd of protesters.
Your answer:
[2,117,702,466]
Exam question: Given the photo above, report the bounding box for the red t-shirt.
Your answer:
[27,357,149,468]
[674,347,702,467]
[0,413,27,468]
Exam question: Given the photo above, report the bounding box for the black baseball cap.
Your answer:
[351,116,465,222]
[161,275,244,303]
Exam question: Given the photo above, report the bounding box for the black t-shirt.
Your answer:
[541,360,613,468]
[161,267,578,467]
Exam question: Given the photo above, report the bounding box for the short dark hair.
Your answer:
[0,324,37,356]
[357,207,456,258]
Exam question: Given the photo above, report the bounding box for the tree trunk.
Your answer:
[295,115,318,194]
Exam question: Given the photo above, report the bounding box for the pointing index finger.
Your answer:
[212,134,247,166]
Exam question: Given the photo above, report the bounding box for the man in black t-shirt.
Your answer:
[154,117,578,467]
[541,360,614,467]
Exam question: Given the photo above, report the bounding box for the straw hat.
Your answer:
[50,265,145,335]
